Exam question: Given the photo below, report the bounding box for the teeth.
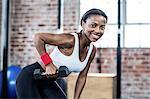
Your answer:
[92,34,99,39]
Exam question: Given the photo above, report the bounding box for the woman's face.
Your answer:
[82,15,107,42]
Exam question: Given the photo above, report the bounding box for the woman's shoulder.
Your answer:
[62,32,80,41]
[90,43,96,55]
[60,32,78,37]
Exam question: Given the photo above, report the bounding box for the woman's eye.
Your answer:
[101,26,105,30]
[91,23,97,28]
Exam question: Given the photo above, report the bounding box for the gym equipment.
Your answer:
[7,66,21,98]
[34,66,70,98]
[0,66,21,98]
[67,73,117,99]
[34,66,70,80]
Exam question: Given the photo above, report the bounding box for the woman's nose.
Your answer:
[95,27,104,33]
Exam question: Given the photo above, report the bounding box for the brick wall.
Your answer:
[121,48,150,99]
[94,48,150,99]
[10,0,58,66]
[63,0,80,32]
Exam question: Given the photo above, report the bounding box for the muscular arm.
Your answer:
[34,33,74,73]
[74,46,96,99]
[34,33,74,55]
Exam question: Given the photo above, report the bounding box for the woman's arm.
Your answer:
[34,33,74,55]
[34,33,74,74]
[74,46,96,99]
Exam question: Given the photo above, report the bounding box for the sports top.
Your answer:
[50,33,94,72]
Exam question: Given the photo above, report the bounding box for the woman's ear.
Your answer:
[81,20,85,28]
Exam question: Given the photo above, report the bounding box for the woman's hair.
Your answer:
[81,8,107,26]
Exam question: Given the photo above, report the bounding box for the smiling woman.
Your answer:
[80,0,118,48]
[80,16,105,41]
[16,8,108,99]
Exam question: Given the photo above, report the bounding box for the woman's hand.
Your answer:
[45,63,57,75]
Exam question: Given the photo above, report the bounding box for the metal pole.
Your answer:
[57,0,61,29]
[117,0,122,98]
[1,0,10,98]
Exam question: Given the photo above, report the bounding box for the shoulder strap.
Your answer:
[70,33,79,57]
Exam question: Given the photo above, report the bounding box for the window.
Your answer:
[126,0,150,47]
[80,0,150,48]
[127,0,150,23]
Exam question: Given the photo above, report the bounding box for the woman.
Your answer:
[16,8,107,99]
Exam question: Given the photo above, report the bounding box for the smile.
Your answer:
[92,34,100,39]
